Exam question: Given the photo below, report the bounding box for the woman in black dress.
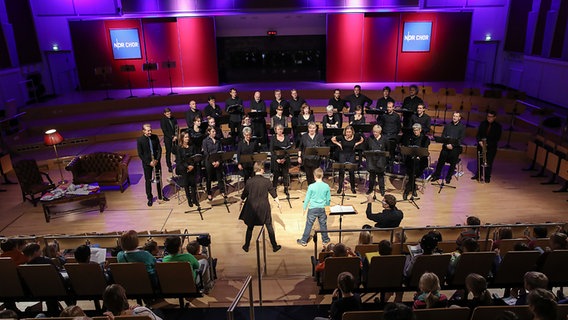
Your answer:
[202,126,225,201]
[297,103,315,127]
[331,125,364,194]
[270,124,293,195]
[365,124,388,196]
[350,105,366,126]
[176,131,200,207]
[189,115,205,152]
[298,122,325,185]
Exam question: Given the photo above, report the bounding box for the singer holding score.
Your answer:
[137,123,169,207]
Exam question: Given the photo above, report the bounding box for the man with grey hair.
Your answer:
[402,123,430,199]
[322,105,342,129]
[237,126,259,185]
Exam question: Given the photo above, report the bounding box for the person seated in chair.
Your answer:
[103,284,163,320]
[428,112,465,184]
[0,238,28,265]
[162,236,200,282]
[116,230,157,285]
[412,272,447,309]
[314,271,362,320]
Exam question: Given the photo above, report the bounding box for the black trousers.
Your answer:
[338,168,355,191]
[180,171,198,204]
[164,136,175,170]
[242,164,254,185]
[433,148,460,181]
[272,161,290,188]
[244,223,278,249]
[143,164,163,201]
[368,169,385,193]
[205,162,225,195]
[229,122,241,141]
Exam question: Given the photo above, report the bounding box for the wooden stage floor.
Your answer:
[0,146,566,306]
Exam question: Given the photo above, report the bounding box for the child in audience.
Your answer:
[117,230,157,283]
[358,231,372,245]
[448,238,479,276]
[162,236,200,280]
[102,284,163,320]
[404,232,440,278]
[527,288,557,320]
[516,271,549,305]
[143,240,160,256]
[0,238,28,265]
[456,216,481,247]
[492,227,513,250]
[60,305,86,317]
[186,240,213,290]
[412,272,447,309]
[43,241,66,268]
[315,272,362,320]
[315,243,358,273]
[383,303,415,320]
[464,273,493,309]
[22,243,55,266]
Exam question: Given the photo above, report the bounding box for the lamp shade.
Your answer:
[44,129,64,146]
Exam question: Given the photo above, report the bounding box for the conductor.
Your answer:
[239,162,282,253]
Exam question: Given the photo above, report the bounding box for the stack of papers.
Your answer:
[40,183,100,200]
[330,205,355,213]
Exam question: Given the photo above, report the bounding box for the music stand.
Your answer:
[295,125,308,135]
[431,136,458,193]
[119,65,136,99]
[208,151,238,212]
[305,146,330,176]
[238,152,269,191]
[273,148,300,208]
[366,108,384,122]
[183,154,211,219]
[142,62,159,96]
[161,60,177,95]
[399,146,429,209]
[352,124,373,134]
[328,206,357,243]
[361,150,389,204]
[268,127,292,135]
[431,104,442,135]
[227,104,244,117]
[343,112,355,121]
[331,162,358,205]
[323,128,344,137]
[94,66,113,100]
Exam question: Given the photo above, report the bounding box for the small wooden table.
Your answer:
[41,190,106,223]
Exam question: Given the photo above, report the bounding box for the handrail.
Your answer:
[227,275,254,320]
[255,226,266,306]
[313,227,397,258]
[0,111,26,124]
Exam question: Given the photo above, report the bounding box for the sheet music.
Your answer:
[330,205,355,213]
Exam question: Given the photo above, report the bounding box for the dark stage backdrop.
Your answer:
[69,17,218,90]
[327,12,472,83]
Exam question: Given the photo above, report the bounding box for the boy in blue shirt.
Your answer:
[298,168,331,246]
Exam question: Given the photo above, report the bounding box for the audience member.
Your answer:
[162,236,200,280]
[516,271,549,305]
[314,272,362,320]
[315,243,357,273]
[358,231,372,245]
[494,310,519,320]
[404,233,441,277]
[464,273,493,309]
[59,305,86,317]
[527,288,557,320]
[384,303,415,320]
[412,272,447,309]
[492,227,513,250]
[117,230,157,283]
[456,216,481,247]
[449,238,479,276]
[22,243,55,266]
[43,241,66,268]
[0,309,18,319]
[102,284,163,320]
[186,240,213,289]
[143,240,160,257]
[0,238,28,265]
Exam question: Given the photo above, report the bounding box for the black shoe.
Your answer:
[471,175,479,180]
[351,187,356,194]
[428,174,439,182]
[412,190,418,197]
[403,190,408,200]
[242,245,249,253]
[445,179,451,184]
[284,187,289,196]
[188,200,194,207]
[366,189,373,195]
[380,190,385,196]
[272,245,282,252]
[147,200,153,207]
[161,196,170,202]
[168,167,173,173]
[485,177,491,183]
[337,188,342,194]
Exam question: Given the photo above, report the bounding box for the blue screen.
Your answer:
[402,22,432,52]
[109,29,142,60]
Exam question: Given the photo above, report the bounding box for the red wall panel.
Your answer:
[104,19,147,88]
[70,20,109,89]
[326,14,365,83]
[177,17,218,87]
[142,18,183,87]
[362,13,399,82]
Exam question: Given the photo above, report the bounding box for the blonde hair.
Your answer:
[419,272,442,309]
[358,231,372,245]
[314,167,324,180]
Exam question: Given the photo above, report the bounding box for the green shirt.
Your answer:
[303,180,331,210]
[162,253,200,279]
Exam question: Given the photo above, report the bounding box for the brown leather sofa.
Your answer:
[65,152,131,192]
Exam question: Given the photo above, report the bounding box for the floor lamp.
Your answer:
[44,129,67,185]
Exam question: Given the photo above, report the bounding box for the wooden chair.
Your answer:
[343,311,383,320]
[0,258,26,304]
[365,255,406,293]
[491,251,540,288]
[65,263,109,310]
[109,263,155,304]
[17,264,68,300]
[319,256,361,293]
[407,254,451,289]
[471,305,533,320]
[447,251,496,288]
[13,159,55,206]
[155,262,203,306]
[413,307,470,320]
[539,249,568,287]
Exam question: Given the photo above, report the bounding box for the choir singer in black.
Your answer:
[366,124,388,196]
[270,124,292,195]
[202,126,226,201]
[402,123,430,200]
[298,122,325,185]
[331,125,364,194]
[176,131,199,207]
